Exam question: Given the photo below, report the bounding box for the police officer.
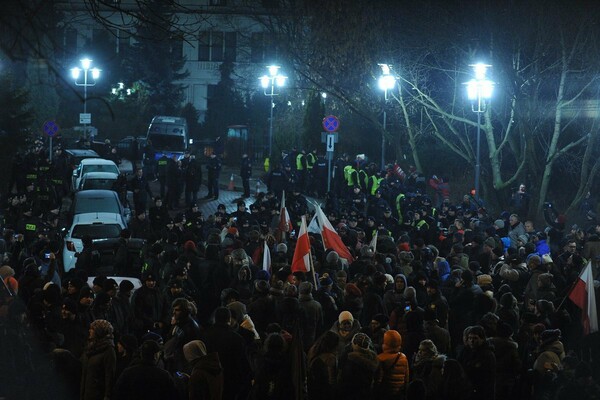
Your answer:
[205,152,221,200]
[156,153,169,199]
[166,155,183,209]
[182,151,202,208]
[314,153,328,197]
[305,148,317,193]
[240,153,252,198]
[295,150,307,191]
[129,168,153,215]
[267,165,285,199]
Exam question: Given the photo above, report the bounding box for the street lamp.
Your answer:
[378,63,396,171]
[466,62,494,202]
[260,64,287,161]
[71,58,101,141]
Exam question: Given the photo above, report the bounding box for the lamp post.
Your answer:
[260,65,287,162]
[466,63,494,202]
[378,64,396,171]
[71,58,101,141]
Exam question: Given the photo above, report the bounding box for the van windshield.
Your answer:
[148,133,185,151]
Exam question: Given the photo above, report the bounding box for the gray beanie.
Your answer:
[326,251,340,264]
[404,286,417,303]
[276,243,288,254]
[183,340,207,363]
[494,219,505,229]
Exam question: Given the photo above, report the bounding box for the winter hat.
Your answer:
[542,254,554,264]
[345,283,362,297]
[351,332,372,349]
[255,270,271,282]
[141,331,164,345]
[477,274,493,287]
[62,298,78,314]
[517,234,529,244]
[536,299,555,315]
[276,243,288,254]
[360,246,374,258]
[319,274,333,287]
[383,330,402,350]
[538,273,554,288]
[299,281,313,295]
[118,334,139,353]
[398,242,411,252]
[90,319,114,339]
[226,301,247,324]
[403,286,417,303]
[269,280,285,296]
[326,251,340,264]
[418,339,438,356]
[184,240,197,252]
[119,279,135,292]
[0,265,15,278]
[372,313,389,326]
[183,340,207,363]
[484,237,496,248]
[254,280,270,294]
[338,311,354,324]
[540,329,561,345]
[494,219,505,229]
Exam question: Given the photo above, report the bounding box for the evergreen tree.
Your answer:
[301,92,324,150]
[123,0,188,121]
[201,61,248,139]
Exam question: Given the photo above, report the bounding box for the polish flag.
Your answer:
[262,241,271,272]
[315,206,354,262]
[568,262,598,335]
[291,215,311,273]
[370,230,378,253]
[279,191,293,233]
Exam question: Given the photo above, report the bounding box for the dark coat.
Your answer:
[337,347,380,400]
[80,340,117,400]
[200,323,250,400]
[188,352,224,400]
[298,293,324,350]
[113,359,178,400]
[458,342,497,400]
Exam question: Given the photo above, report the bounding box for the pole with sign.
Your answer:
[321,115,340,192]
[43,120,60,162]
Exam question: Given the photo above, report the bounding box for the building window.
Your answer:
[251,33,278,63]
[198,31,236,62]
[224,32,237,61]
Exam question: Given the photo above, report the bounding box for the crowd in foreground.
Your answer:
[2,145,600,400]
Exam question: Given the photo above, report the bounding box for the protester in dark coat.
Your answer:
[113,340,178,400]
[307,331,339,400]
[200,307,251,400]
[250,333,294,400]
[457,325,496,400]
[183,340,224,400]
[298,282,324,351]
[337,332,380,400]
[80,319,117,400]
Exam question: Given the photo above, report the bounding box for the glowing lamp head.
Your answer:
[81,58,92,70]
[71,67,81,80]
[260,75,270,89]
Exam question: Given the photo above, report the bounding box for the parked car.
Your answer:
[62,212,126,272]
[72,158,120,191]
[70,189,131,225]
[78,171,119,191]
[64,149,100,171]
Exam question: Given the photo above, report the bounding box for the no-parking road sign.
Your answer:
[322,115,340,132]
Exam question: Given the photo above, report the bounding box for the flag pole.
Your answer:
[308,241,318,289]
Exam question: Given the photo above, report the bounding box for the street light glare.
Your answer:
[91,68,101,80]
[71,67,81,80]
[473,63,489,80]
[481,80,494,99]
[260,75,270,89]
[379,63,391,75]
[275,75,287,87]
[378,74,396,91]
[268,65,280,76]
[466,80,478,100]
[81,58,92,70]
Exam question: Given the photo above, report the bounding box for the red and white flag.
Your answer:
[370,230,378,253]
[315,206,354,262]
[291,215,311,273]
[279,191,293,233]
[262,241,271,272]
[568,262,598,335]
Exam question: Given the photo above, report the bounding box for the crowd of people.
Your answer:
[1,141,600,399]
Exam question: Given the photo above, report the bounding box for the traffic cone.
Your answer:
[228,174,235,190]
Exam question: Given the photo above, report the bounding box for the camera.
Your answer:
[45,253,51,259]
[544,202,552,209]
